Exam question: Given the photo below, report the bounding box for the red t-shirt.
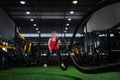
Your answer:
[50,38,59,50]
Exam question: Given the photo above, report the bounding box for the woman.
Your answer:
[43,31,64,67]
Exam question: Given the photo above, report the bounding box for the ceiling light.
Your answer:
[33,24,37,26]
[66,24,70,26]
[30,19,34,21]
[38,31,40,33]
[65,27,68,30]
[64,31,67,33]
[68,18,72,21]
[73,0,78,4]
[26,11,30,14]
[70,11,74,14]
[118,27,120,29]
[20,1,26,5]
[36,28,39,30]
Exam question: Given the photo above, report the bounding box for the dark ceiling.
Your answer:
[0,0,101,33]
[0,0,102,44]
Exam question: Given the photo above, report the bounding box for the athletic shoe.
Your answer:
[61,63,65,68]
[43,64,47,68]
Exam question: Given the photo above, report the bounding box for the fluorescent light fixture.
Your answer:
[20,1,25,5]
[66,24,70,26]
[110,34,114,37]
[38,31,40,33]
[30,19,34,21]
[73,0,78,4]
[118,27,120,29]
[70,11,74,14]
[68,18,72,21]
[64,31,67,33]
[22,33,83,37]
[26,11,30,14]
[36,28,39,30]
[33,24,37,26]
[99,34,107,37]
[65,27,68,30]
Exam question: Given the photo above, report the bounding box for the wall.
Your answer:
[87,2,120,32]
[0,7,15,38]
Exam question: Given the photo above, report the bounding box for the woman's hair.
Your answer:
[52,31,57,34]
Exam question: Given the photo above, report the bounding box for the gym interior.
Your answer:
[0,0,120,80]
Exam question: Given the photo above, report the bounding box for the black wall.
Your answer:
[0,7,15,38]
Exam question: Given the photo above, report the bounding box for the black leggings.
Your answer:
[44,50,63,65]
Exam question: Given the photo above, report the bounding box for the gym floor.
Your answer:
[0,66,120,80]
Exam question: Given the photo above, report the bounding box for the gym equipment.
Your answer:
[0,32,33,67]
[46,37,69,70]
[14,32,33,66]
[69,28,120,73]
[68,0,120,73]
[0,49,10,70]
